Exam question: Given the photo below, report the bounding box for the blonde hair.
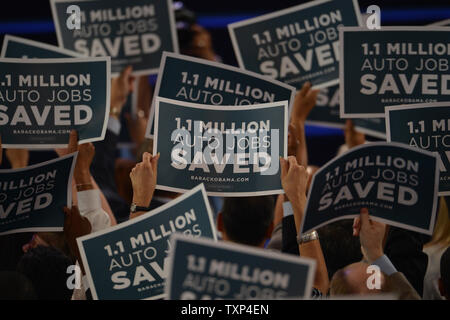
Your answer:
[425,197,450,248]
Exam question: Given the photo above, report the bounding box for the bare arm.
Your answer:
[280,156,329,294]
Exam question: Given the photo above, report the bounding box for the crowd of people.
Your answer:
[0,3,449,300]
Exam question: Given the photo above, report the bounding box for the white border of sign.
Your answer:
[0,56,111,149]
[0,152,78,235]
[385,101,450,196]
[165,233,317,300]
[228,0,362,90]
[146,51,296,138]
[428,19,450,26]
[77,183,218,300]
[301,141,440,235]
[339,26,450,119]
[50,0,179,77]
[0,35,86,58]
[153,97,288,197]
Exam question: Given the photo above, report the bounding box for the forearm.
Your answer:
[299,239,329,294]
[293,121,308,167]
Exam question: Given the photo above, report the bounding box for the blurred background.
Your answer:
[0,0,449,167]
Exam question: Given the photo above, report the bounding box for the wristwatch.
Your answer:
[297,230,319,245]
[130,203,151,213]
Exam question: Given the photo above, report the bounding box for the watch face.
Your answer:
[130,204,137,212]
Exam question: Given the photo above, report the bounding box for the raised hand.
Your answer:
[6,148,29,169]
[111,65,135,118]
[290,82,320,124]
[344,119,366,149]
[130,152,160,211]
[353,208,386,263]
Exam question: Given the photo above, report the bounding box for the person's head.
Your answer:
[439,246,450,300]
[0,271,37,300]
[330,262,386,297]
[217,196,275,247]
[317,220,362,279]
[425,197,450,249]
[16,245,73,300]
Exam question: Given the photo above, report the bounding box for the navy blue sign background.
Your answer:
[1,35,83,59]
[340,27,450,118]
[0,153,77,235]
[166,235,316,300]
[146,52,295,137]
[302,143,439,235]
[229,0,361,89]
[153,98,287,196]
[77,184,217,300]
[386,103,450,196]
[0,57,110,148]
[51,0,178,75]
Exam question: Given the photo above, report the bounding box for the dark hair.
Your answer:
[317,220,362,279]
[441,246,450,293]
[221,196,275,247]
[16,245,73,300]
[174,2,197,50]
[0,271,37,300]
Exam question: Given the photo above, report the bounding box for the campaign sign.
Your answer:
[308,84,344,128]
[340,27,450,118]
[302,142,439,235]
[0,153,77,235]
[77,184,217,300]
[50,0,178,76]
[153,97,288,196]
[353,118,386,140]
[0,57,110,148]
[165,234,316,300]
[386,102,450,196]
[228,0,362,89]
[1,35,84,58]
[146,52,296,137]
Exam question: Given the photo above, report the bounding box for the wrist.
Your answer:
[366,248,384,263]
[132,195,152,207]
[74,170,91,185]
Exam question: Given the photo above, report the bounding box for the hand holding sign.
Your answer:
[64,205,92,272]
[345,120,366,150]
[353,208,386,263]
[5,149,29,169]
[291,82,320,124]
[130,152,160,218]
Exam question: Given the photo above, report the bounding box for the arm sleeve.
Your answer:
[77,189,111,232]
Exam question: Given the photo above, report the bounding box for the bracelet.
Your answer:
[297,230,319,245]
[76,183,93,191]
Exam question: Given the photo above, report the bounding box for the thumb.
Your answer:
[280,157,287,178]
[67,130,78,154]
[360,207,370,226]
[151,153,160,172]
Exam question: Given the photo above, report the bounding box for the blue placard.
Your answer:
[228,0,361,89]
[0,57,110,148]
[50,0,178,76]
[165,235,316,300]
[1,35,84,58]
[153,97,288,196]
[340,27,450,118]
[302,142,439,235]
[386,102,450,196]
[308,84,344,128]
[146,52,296,137]
[77,184,217,300]
[0,153,77,235]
